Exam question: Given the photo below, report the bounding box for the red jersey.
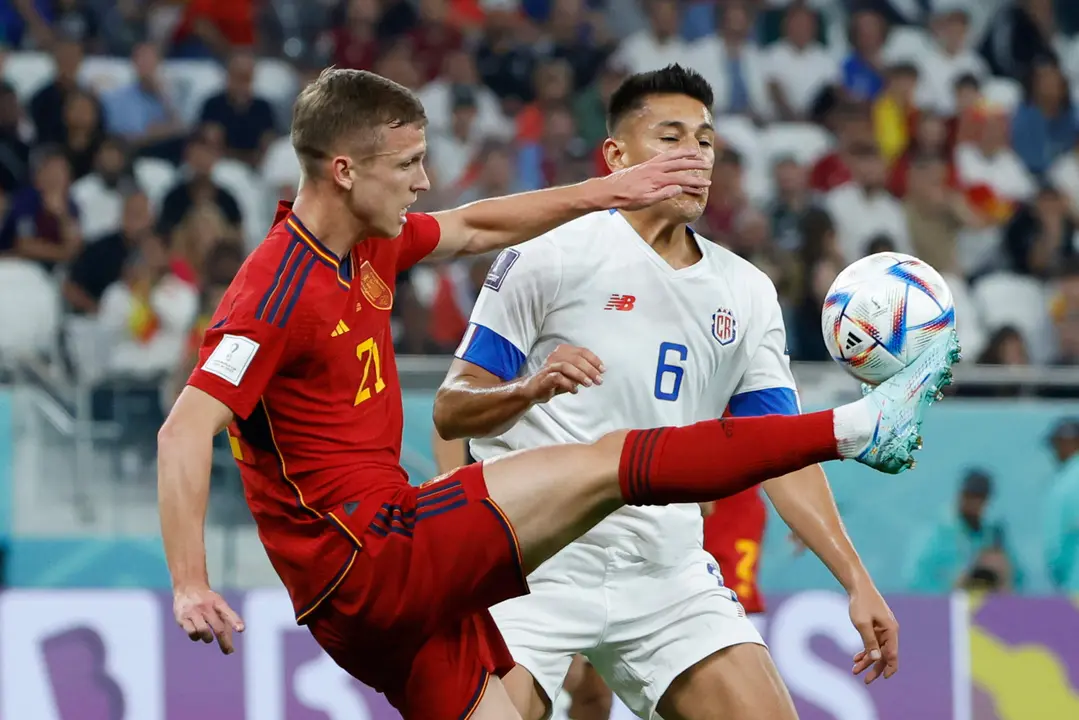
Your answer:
[187,202,440,622]
[703,487,768,614]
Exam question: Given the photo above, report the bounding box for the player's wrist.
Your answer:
[576,176,619,212]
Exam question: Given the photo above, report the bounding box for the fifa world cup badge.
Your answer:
[711,307,737,346]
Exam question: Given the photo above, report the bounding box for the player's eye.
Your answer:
[660,137,678,143]
[699,140,713,148]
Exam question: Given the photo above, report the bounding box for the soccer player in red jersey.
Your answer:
[158,69,958,720]
[703,491,769,614]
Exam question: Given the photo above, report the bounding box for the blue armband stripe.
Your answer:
[728,387,800,417]
[457,324,526,381]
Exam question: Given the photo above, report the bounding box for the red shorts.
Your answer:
[306,463,529,719]
[703,487,767,614]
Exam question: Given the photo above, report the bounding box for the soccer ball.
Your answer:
[821,252,955,385]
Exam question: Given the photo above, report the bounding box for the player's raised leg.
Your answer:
[479,329,959,576]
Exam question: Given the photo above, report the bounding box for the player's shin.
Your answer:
[617,411,844,506]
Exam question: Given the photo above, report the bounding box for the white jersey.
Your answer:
[456,209,800,564]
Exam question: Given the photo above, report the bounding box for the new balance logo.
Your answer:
[604,294,636,311]
[845,331,861,350]
[331,320,351,337]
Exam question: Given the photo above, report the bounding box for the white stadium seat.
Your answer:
[133,158,179,212]
[972,272,1054,364]
[761,123,834,167]
[3,52,53,101]
[212,159,274,252]
[942,273,988,362]
[982,77,1024,113]
[0,259,61,363]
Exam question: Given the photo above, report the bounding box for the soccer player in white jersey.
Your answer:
[434,65,902,720]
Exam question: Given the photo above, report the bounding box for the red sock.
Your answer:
[618,412,841,506]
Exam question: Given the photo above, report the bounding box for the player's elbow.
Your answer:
[431,388,466,440]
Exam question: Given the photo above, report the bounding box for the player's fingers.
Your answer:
[567,354,603,385]
[666,171,711,189]
[187,614,213,644]
[203,604,228,641]
[576,348,605,374]
[864,659,885,685]
[215,598,246,633]
[853,621,882,666]
[543,371,578,397]
[655,158,713,176]
[646,148,699,164]
[551,362,593,389]
[851,653,875,676]
[179,617,199,639]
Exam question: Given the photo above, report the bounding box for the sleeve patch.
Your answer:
[483,248,521,291]
[201,334,260,386]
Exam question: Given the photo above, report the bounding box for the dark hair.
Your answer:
[798,205,835,262]
[606,64,714,135]
[718,147,743,167]
[202,240,246,286]
[953,72,980,92]
[865,234,896,255]
[291,68,427,176]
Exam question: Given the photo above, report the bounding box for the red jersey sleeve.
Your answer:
[186,267,304,420]
[396,212,441,271]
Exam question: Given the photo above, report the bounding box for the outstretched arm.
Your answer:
[428,148,709,258]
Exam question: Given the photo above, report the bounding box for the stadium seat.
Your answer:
[133,158,178,212]
[942,273,988,362]
[162,60,226,126]
[0,259,61,363]
[212,159,274,251]
[971,272,1054,363]
[761,123,834,167]
[881,25,932,65]
[80,57,135,96]
[3,52,53,101]
[253,58,299,127]
[982,77,1023,112]
[715,115,771,203]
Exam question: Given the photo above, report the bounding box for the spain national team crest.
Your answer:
[711,307,737,346]
[359,261,393,310]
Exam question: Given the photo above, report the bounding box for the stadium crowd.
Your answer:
[1,0,1079,399]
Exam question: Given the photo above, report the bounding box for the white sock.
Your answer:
[833,398,876,458]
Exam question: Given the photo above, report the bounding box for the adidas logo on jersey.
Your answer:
[331,320,351,337]
[604,294,636,311]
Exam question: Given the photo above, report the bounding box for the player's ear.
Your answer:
[330,155,354,192]
[602,137,627,173]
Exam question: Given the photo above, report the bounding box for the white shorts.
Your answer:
[490,543,765,719]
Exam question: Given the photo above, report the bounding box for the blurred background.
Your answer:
[2,0,1079,718]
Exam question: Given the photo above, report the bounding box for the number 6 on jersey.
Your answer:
[654,342,687,401]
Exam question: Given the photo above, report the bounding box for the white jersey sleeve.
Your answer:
[454,239,562,381]
[728,289,801,418]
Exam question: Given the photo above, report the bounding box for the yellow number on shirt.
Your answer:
[733,538,760,599]
[355,337,387,405]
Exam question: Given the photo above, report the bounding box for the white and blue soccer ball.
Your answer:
[821,252,955,385]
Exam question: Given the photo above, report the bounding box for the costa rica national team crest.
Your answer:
[711,307,737,345]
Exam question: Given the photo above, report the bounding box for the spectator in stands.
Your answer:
[59,89,104,180]
[516,105,587,190]
[170,0,258,59]
[329,0,381,70]
[573,56,627,152]
[428,85,486,193]
[889,112,954,198]
[1051,263,1079,366]
[63,190,153,315]
[917,4,988,116]
[1004,184,1078,279]
[1011,56,1076,178]
[418,48,512,141]
[374,38,423,91]
[955,105,1036,212]
[455,139,521,204]
[0,146,82,272]
[51,0,98,48]
[97,0,149,57]
[426,252,495,353]
[516,57,574,143]
[476,0,538,112]
[864,233,896,255]
[170,204,242,288]
[409,0,465,84]
[871,61,919,166]
[841,5,887,101]
[809,101,870,193]
[763,0,838,123]
[977,326,1030,366]
[199,51,277,168]
[0,80,29,196]
[906,469,1021,593]
[790,206,842,361]
[947,72,983,148]
[1050,134,1079,221]
[694,0,768,120]
[615,0,697,79]
[904,152,977,277]
[537,0,613,91]
[699,147,747,246]
[157,130,241,241]
[768,156,809,252]
[979,0,1058,82]
[1044,418,1079,591]
[70,136,137,241]
[101,42,186,164]
[97,233,198,379]
[823,138,911,261]
[29,37,87,146]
